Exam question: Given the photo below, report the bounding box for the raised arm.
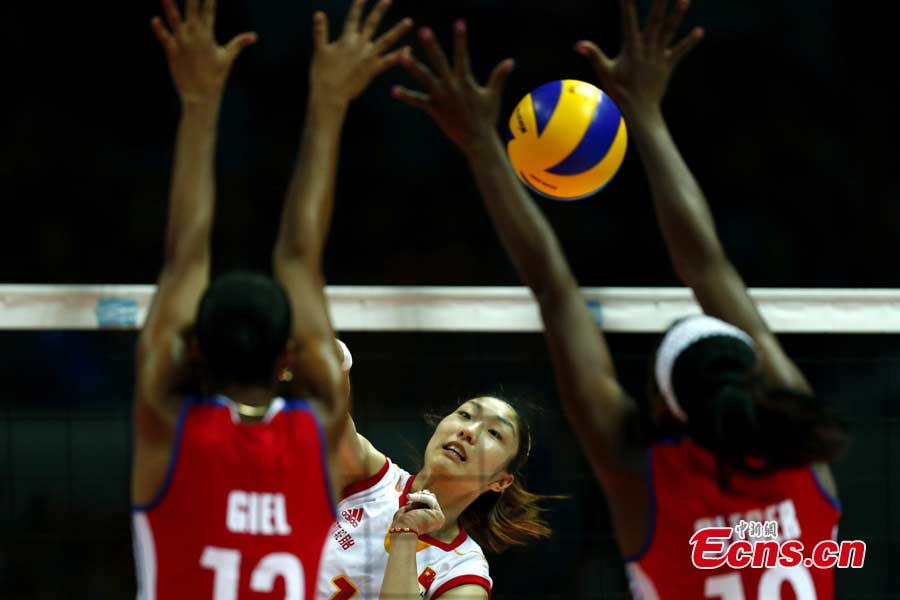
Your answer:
[272,0,410,472]
[134,0,256,502]
[577,0,809,393]
[136,0,256,431]
[392,24,642,487]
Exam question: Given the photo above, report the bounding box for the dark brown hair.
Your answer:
[668,336,849,475]
[195,270,291,387]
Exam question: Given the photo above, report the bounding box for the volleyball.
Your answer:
[506,80,627,201]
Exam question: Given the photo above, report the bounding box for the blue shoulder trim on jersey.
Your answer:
[622,447,657,563]
[193,395,228,407]
[656,435,684,446]
[284,399,338,519]
[810,464,842,511]
[132,398,192,512]
[282,399,311,411]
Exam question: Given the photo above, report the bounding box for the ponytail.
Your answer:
[673,336,849,476]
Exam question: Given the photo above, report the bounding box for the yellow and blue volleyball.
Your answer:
[507,80,627,201]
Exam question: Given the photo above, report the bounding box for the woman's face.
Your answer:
[423,397,520,494]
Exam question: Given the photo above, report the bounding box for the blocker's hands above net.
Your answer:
[392,21,514,152]
[151,0,257,104]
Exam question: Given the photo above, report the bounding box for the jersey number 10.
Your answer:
[705,566,816,600]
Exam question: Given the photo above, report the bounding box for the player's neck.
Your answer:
[219,385,277,421]
[411,470,475,538]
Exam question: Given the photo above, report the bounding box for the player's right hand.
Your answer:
[390,490,445,535]
[151,0,257,105]
[574,0,703,120]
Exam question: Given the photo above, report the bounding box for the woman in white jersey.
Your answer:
[306,4,555,598]
[317,377,552,599]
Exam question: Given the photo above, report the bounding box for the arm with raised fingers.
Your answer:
[576,0,809,392]
[134,0,256,504]
[272,0,412,486]
[393,23,644,491]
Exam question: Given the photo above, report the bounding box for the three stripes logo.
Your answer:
[342,508,364,528]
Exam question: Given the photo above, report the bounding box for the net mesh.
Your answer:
[1,328,897,597]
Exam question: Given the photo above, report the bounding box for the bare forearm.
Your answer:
[275,94,348,263]
[627,109,725,280]
[379,535,420,599]
[164,100,221,262]
[465,132,626,423]
[463,133,575,299]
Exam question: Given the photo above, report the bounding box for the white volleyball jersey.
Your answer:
[316,458,492,599]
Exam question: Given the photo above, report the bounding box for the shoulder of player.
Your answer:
[337,451,396,502]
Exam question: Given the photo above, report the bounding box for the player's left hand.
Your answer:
[309,0,413,107]
[575,0,704,120]
[392,21,515,153]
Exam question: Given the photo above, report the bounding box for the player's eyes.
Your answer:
[458,411,471,420]
[489,429,502,440]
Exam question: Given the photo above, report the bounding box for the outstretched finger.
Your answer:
[151,17,176,54]
[343,0,367,35]
[618,0,640,48]
[312,11,329,50]
[224,31,258,62]
[204,0,216,28]
[575,41,613,83]
[186,0,200,22]
[361,0,391,40]
[374,17,413,52]
[419,27,451,76]
[452,19,471,79]
[400,48,438,91]
[373,47,407,77]
[644,0,667,44]
[391,86,431,112]
[660,0,689,47]
[668,26,703,66]
[487,58,515,95]
[162,0,184,33]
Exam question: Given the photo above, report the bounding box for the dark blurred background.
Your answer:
[1,0,893,287]
[1,0,898,598]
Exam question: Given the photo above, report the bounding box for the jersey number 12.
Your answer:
[200,546,306,599]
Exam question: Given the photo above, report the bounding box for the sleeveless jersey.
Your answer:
[625,437,841,600]
[132,396,336,599]
[316,457,492,599]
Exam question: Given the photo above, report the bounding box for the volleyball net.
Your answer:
[1,285,897,597]
[3,285,900,333]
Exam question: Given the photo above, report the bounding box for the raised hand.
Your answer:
[309,0,413,108]
[575,0,703,119]
[392,21,514,152]
[151,0,257,105]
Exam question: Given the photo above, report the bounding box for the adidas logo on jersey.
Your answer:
[342,507,364,528]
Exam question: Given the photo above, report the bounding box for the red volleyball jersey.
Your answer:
[132,396,335,600]
[625,437,841,600]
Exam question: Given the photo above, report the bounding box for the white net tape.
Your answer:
[1,285,899,333]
